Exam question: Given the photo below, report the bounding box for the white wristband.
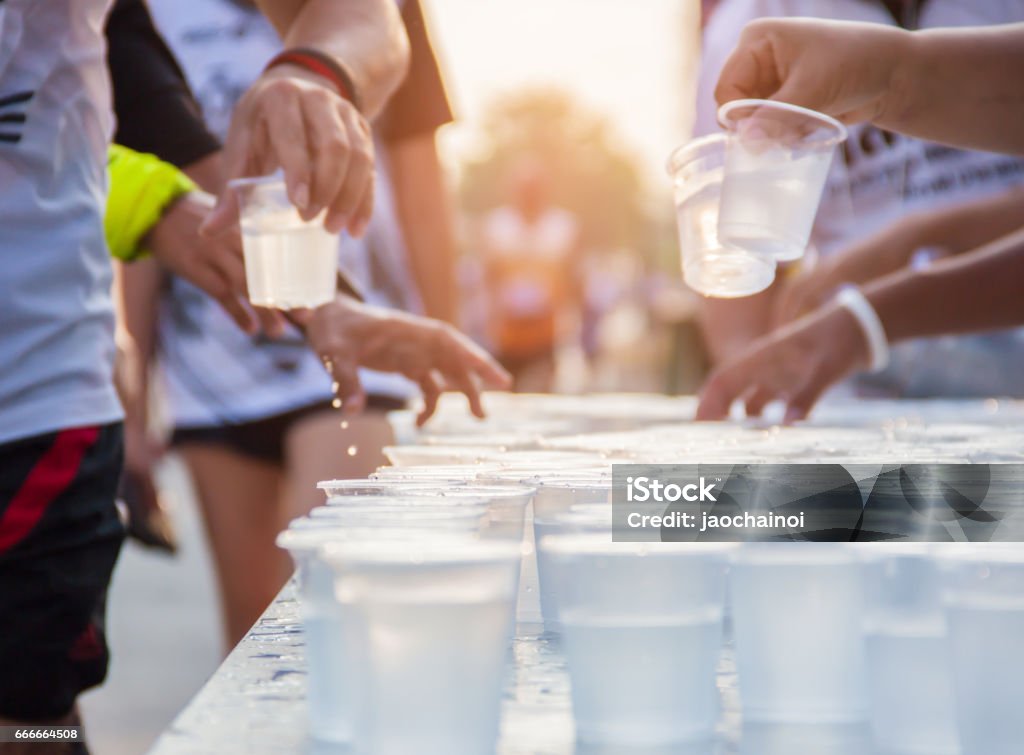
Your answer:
[834,286,889,373]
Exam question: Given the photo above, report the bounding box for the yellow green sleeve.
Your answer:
[106,144,197,262]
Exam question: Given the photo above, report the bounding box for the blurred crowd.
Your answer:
[2,0,1024,751]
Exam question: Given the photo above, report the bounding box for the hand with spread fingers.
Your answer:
[697,303,869,424]
[298,297,512,425]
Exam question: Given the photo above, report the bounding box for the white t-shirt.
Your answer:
[0,0,122,444]
[697,0,1024,397]
[148,0,418,427]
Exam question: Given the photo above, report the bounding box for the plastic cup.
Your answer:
[309,503,487,532]
[382,445,486,467]
[861,545,958,755]
[535,503,613,633]
[667,134,776,297]
[323,538,523,755]
[730,544,868,722]
[229,174,338,309]
[275,521,472,743]
[940,546,1024,755]
[716,99,847,262]
[542,535,733,745]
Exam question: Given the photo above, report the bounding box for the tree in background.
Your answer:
[459,87,651,254]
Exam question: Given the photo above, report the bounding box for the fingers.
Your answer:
[254,307,288,339]
[325,107,374,237]
[743,384,775,418]
[696,364,747,421]
[417,371,444,427]
[201,191,240,239]
[216,294,258,335]
[262,84,315,217]
[783,378,829,425]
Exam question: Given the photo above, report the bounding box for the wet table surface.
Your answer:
[149,579,757,755]
[148,399,1024,755]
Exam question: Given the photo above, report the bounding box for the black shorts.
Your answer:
[0,423,125,721]
[170,395,407,465]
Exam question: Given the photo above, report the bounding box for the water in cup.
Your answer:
[716,99,847,263]
[543,536,731,745]
[731,544,868,722]
[230,175,338,309]
[942,547,1024,755]
[667,134,776,298]
[325,539,522,755]
[562,609,722,745]
[862,546,958,754]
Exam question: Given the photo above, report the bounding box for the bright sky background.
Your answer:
[422,0,701,197]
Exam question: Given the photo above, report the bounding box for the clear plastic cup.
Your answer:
[323,538,523,755]
[309,503,487,532]
[861,545,958,754]
[535,504,613,633]
[542,535,733,745]
[667,134,776,297]
[940,546,1024,755]
[716,99,848,262]
[275,522,473,743]
[229,174,338,309]
[382,445,486,467]
[731,544,868,722]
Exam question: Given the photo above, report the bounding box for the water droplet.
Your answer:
[347,445,358,457]
[332,398,342,409]
[331,381,340,393]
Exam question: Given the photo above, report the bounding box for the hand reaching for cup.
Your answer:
[202,66,376,240]
[145,191,287,337]
[696,303,869,423]
[296,297,512,425]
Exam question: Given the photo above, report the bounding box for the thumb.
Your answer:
[200,189,239,238]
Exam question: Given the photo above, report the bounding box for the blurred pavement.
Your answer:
[80,456,224,755]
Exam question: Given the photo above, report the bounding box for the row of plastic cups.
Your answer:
[530,537,1024,752]
[667,100,847,298]
[277,511,527,755]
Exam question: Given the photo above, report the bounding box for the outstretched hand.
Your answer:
[697,304,869,423]
[297,297,512,425]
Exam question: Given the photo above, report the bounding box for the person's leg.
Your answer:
[177,444,291,650]
[283,408,393,518]
[0,424,125,755]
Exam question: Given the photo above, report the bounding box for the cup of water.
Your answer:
[730,544,868,722]
[230,174,338,309]
[667,134,776,297]
[941,546,1024,755]
[716,99,847,262]
[861,545,958,755]
[535,503,612,633]
[542,534,733,745]
[323,538,523,755]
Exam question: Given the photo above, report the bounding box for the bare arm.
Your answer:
[699,283,779,365]
[697,225,1024,421]
[388,133,460,323]
[716,19,1024,154]
[776,186,1024,323]
[255,0,409,119]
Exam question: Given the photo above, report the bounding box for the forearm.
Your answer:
[116,259,162,428]
[866,226,1024,343]
[699,287,778,365]
[256,0,409,119]
[830,187,1024,283]
[881,24,1024,154]
[390,134,459,323]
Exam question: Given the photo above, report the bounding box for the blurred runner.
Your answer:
[480,158,582,392]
